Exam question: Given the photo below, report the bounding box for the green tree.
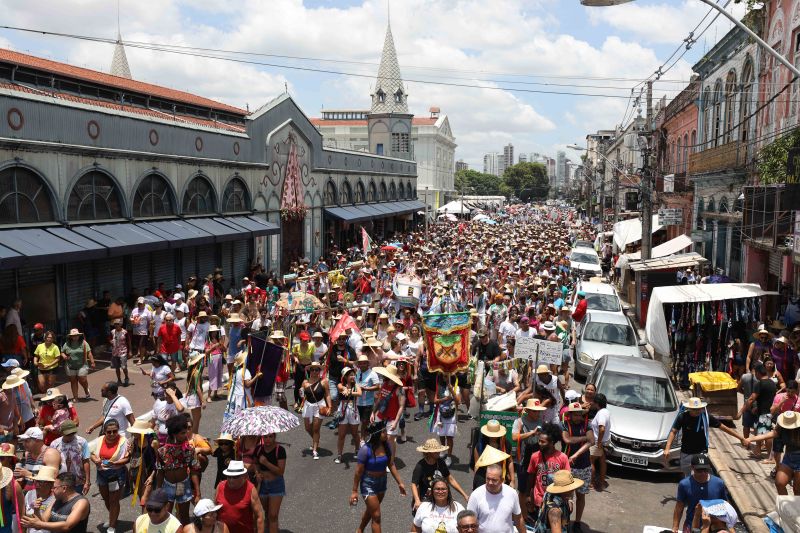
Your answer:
[454,169,506,196]
[502,162,549,199]
[757,127,800,184]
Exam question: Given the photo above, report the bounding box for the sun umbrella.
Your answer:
[275,292,324,311]
[220,405,300,436]
[381,245,399,251]
[389,242,403,247]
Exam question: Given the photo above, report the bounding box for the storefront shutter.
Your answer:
[232,239,250,282]
[769,252,782,277]
[131,253,152,293]
[95,257,125,306]
[152,249,176,291]
[196,245,216,282]
[181,247,197,283]
[66,261,95,326]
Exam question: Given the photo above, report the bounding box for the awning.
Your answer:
[646,283,778,356]
[437,199,468,213]
[623,234,693,262]
[72,223,167,256]
[183,217,247,243]
[613,215,663,249]
[0,227,109,267]
[628,252,706,272]
[46,227,108,260]
[216,216,280,237]
[0,243,23,269]
[136,220,215,248]
[324,206,374,223]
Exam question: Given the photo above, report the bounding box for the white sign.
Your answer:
[658,208,683,226]
[663,174,675,193]
[515,337,563,366]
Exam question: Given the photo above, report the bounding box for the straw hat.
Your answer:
[545,470,584,494]
[754,328,773,340]
[226,313,243,323]
[234,351,248,367]
[0,467,12,490]
[535,364,552,375]
[197,311,208,318]
[416,438,449,454]
[365,337,383,348]
[374,365,403,386]
[207,325,220,333]
[215,433,235,443]
[770,319,787,331]
[67,328,82,337]
[778,411,800,430]
[775,336,789,345]
[40,387,66,402]
[480,419,507,439]
[682,397,708,409]
[0,443,15,457]
[566,402,587,413]
[32,466,57,482]
[187,352,205,367]
[270,330,286,340]
[1,375,25,391]
[127,420,155,435]
[524,398,547,412]
[474,445,511,469]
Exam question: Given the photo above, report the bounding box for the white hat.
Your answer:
[223,460,248,477]
[173,293,183,300]
[136,297,145,304]
[395,333,407,341]
[193,498,223,516]
[19,427,44,441]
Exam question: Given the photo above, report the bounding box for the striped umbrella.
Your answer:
[220,405,300,436]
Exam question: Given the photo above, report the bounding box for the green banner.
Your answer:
[479,410,519,454]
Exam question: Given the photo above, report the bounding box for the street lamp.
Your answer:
[581,0,800,79]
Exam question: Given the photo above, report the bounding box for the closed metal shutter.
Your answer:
[96,258,125,304]
[16,266,55,287]
[232,239,250,282]
[16,266,57,333]
[131,253,152,293]
[220,242,233,279]
[152,250,175,290]
[769,252,782,276]
[196,245,216,282]
[66,261,94,325]
[0,270,15,300]
[182,247,197,283]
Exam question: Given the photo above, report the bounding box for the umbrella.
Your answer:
[275,292,325,311]
[381,245,399,251]
[389,242,403,247]
[478,218,497,225]
[221,405,300,436]
[438,213,457,221]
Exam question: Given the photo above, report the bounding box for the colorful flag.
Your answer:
[361,226,373,256]
[422,312,472,374]
[329,312,360,343]
[248,332,284,398]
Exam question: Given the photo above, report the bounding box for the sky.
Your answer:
[0,0,747,170]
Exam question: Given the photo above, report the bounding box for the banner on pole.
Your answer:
[248,332,284,398]
[514,337,563,366]
[422,312,471,374]
[479,410,518,452]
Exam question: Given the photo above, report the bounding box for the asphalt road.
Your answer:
[77,379,683,533]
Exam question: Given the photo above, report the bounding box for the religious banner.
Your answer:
[247,332,284,399]
[393,273,423,308]
[361,227,374,256]
[422,312,471,374]
[279,132,307,221]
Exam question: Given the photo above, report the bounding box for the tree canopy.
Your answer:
[454,162,549,200]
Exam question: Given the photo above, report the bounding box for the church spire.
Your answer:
[110,1,132,79]
[370,23,407,114]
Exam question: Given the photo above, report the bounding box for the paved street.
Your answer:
[70,364,680,533]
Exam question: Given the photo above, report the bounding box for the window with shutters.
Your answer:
[325,180,337,206]
[133,174,175,218]
[391,133,409,153]
[740,59,754,143]
[0,165,57,225]
[724,70,737,144]
[222,177,250,213]
[67,170,124,221]
[182,175,216,215]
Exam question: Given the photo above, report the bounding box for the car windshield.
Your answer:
[585,293,620,312]
[597,371,678,412]
[582,322,635,345]
[571,253,599,265]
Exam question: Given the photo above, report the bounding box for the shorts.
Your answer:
[357,405,373,422]
[66,365,89,378]
[384,418,401,436]
[589,444,605,457]
[339,406,360,426]
[562,348,572,364]
[419,369,436,392]
[742,409,756,429]
[38,366,58,375]
[571,466,591,494]
[515,463,529,493]
[96,468,126,491]
[328,379,340,402]
[131,335,149,352]
[773,436,785,454]
[184,393,202,410]
[259,476,286,497]
[161,476,193,504]
[781,450,800,472]
[303,400,326,420]
[756,414,774,435]
[360,474,388,497]
[456,372,471,390]
[679,452,694,476]
[110,355,128,369]
[225,351,236,365]
[164,351,181,365]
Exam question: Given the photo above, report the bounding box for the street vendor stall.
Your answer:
[645,283,777,386]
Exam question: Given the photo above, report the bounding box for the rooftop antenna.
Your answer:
[284,82,288,94]
[116,0,121,37]
[387,0,391,26]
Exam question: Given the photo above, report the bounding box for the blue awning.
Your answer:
[72,223,167,256]
[0,227,108,267]
[324,206,374,223]
[216,216,280,236]
[46,227,108,260]
[183,217,245,243]
[0,243,23,269]
[136,220,214,248]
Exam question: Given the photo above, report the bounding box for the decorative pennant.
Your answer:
[422,312,471,374]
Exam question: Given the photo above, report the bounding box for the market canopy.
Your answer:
[646,283,778,356]
[615,234,694,277]
[437,200,468,214]
[613,215,663,250]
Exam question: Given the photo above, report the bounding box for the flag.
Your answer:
[361,226,373,256]
[248,332,284,398]
[422,312,472,374]
[329,312,360,343]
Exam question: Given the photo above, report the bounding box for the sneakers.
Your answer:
[122,378,129,387]
[413,411,425,421]
[102,522,109,528]
[334,455,342,464]
[313,450,319,460]
[84,390,92,400]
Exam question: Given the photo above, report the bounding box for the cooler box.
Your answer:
[688,371,738,419]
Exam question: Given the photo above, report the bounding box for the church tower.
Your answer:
[367,23,413,160]
[110,31,132,79]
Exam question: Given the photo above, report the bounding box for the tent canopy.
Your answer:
[645,283,777,356]
[616,233,694,272]
[437,200,468,213]
[613,215,663,250]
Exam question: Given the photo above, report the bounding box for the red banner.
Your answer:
[422,312,471,374]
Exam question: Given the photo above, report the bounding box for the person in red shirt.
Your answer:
[244,280,265,305]
[156,314,183,372]
[527,423,571,512]
[571,292,588,324]
[215,460,264,533]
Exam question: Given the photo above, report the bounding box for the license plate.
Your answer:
[621,454,648,466]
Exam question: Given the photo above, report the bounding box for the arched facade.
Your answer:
[132,172,176,218]
[221,175,251,213]
[324,180,337,206]
[0,163,58,225]
[340,180,353,205]
[182,174,217,215]
[66,168,125,221]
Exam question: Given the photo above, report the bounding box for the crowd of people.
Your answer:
[0,203,757,533]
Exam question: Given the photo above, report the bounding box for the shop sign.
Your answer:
[658,208,683,226]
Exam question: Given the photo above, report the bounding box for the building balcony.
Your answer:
[688,141,747,175]
[743,185,792,250]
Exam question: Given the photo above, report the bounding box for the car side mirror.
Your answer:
[623,305,630,312]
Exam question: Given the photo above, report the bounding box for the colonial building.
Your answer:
[311,24,456,209]
[0,44,419,333]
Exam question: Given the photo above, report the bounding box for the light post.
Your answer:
[424,186,429,240]
[581,0,800,80]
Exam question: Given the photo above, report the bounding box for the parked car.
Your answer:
[572,281,626,316]
[569,246,602,279]
[586,355,682,473]
[573,239,594,249]
[574,310,644,379]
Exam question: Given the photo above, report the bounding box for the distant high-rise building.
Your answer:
[547,158,556,186]
[499,143,514,175]
[518,153,528,163]
[556,151,566,188]
[455,159,468,172]
[483,152,500,176]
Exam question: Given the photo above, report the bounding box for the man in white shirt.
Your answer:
[497,314,518,349]
[515,316,535,340]
[467,463,524,533]
[186,312,210,354]
[130,297,152,363]
[85,382,135,436]
[347,326,364,356]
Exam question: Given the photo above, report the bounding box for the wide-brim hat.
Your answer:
[524,398,547,411]
[1,375,24,390]
[0,467,12,490]
[234,351,248,367]
[226,313,243,323]
[416,438,449,454]
[127,420,155,435]
[365,337,383,348]
[770,320,787,331]
[374,365,403,386]
[215,433,235,443]
[775,336,789,345]
[187,352,205,367]
[566,402,586,413]
[270,330,286,340]
[0,443,15,457]
[683,397,708,409]
[754,328,773,340]
[32,465,58,482]
[481,419,507,438]
[67,328,82,337]
[207,325,220,333]
[779,411,800,430]
[535,364,552,375]
[197,311,208,318]
[474,445,510,469]
[546,470,584,494]
[40,387,65,402]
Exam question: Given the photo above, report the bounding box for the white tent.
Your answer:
[437,200,469,214]
[645,283,777,356]
[616,234,693,273]
[613,215,663,250]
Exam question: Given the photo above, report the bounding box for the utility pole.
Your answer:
[598,161,605,228]
[641,80,654,260]
[424,186,429,240]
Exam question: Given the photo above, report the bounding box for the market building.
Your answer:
[0,43,419,333]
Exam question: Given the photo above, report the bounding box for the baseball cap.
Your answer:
[136,297,145,304]
[175,283,183,289]
[0,360,19,369]
[691,453,712,470]
[19,427,44,441]
[147,488,170,507]
[299,331,311,342]
[478,328,489,337]
[33,323,44,330]
[59,420,78,435]
[520,316,530,324]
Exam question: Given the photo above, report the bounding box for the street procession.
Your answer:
[6,0,800,532]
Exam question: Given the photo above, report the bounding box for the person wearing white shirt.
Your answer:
[311,333,328,362]
[467,464,524,533]
[497,317,518,349]
[590,393,612,491]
